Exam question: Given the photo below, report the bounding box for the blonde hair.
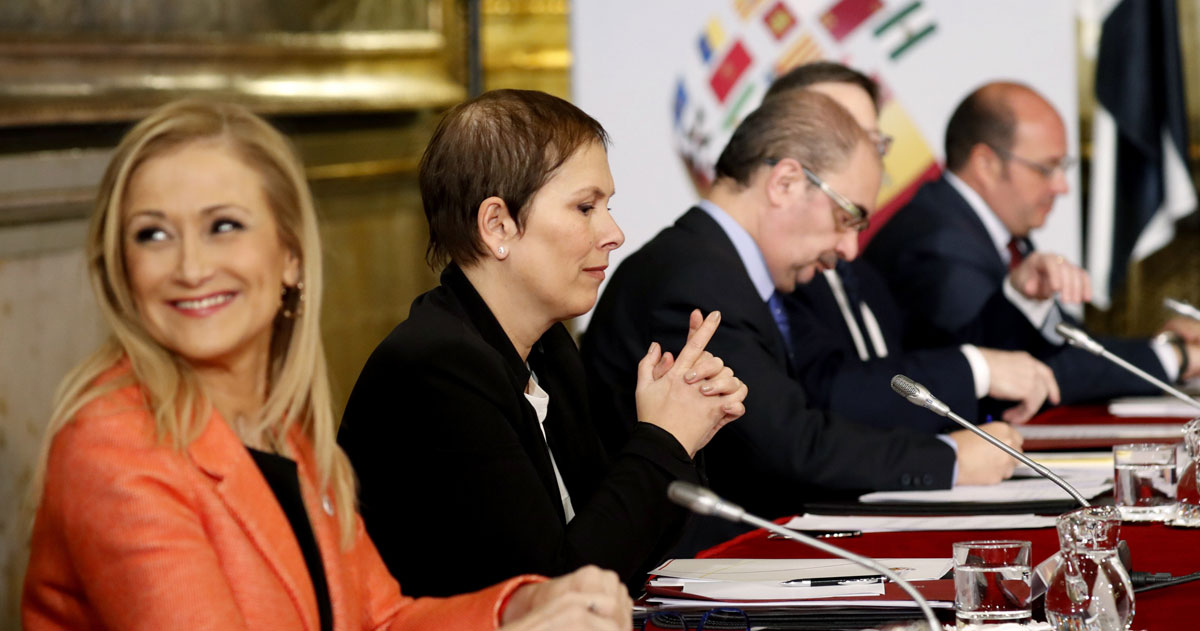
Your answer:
[32,100,357,546]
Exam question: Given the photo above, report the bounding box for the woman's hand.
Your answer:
[635,310,748,457]
[500,566,631,631]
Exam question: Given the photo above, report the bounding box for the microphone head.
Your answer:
[890,374,922,399]
[890,375,950,417]
[667,481,745,522]
[1055,323,1104,355]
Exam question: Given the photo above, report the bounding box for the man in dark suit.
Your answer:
[584,89,1022,548]
[767,63,1059,431]
[867,81,1200,401]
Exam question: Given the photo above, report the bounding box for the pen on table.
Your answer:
[767,529,862,539]
[784,574,885,587]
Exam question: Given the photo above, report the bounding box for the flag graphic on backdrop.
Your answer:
[735,0,767,20]
[873,1,936,61]
[820,0,883,42]
[698,17,727,63]
[862,97,941,244]
[709,40,754,102]
[762,1,799,40]
[774,32,824,76]
[1086,0,1196,308]
[673,0,944,218]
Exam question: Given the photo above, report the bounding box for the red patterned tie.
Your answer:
[1007,237,1025,271]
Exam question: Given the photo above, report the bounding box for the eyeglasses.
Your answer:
[763,159,870,233]
[801,166,870,233]
[988,145,1076,179]
[868,130,894,157]
[639,607,750,630]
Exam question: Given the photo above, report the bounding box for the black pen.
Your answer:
[784,575,885,587]
[767,529,862,539]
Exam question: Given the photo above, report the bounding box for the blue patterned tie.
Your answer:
[767,291,793,350]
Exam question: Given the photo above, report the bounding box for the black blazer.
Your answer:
[583,207,956,528]
[783,258,980,432]
[338,265,700,597]
[866,176,1166,403]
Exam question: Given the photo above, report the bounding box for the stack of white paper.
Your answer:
[1107,396,1200,418]
[859,477,1112,504]
[646,557,951,603]
[783,513,1058,533]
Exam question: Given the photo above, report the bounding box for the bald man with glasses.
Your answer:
[867,81,1200,403]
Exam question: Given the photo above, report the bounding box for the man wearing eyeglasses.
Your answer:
[867,81,1200,401]
[584,89,1019,553]
[770,64,1061,435]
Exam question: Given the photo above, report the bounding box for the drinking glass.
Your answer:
[1112,443,1176,521]
[953,540,1032,628]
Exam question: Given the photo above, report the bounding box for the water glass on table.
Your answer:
[953,540,1032,628]
[1112,443,1177,522]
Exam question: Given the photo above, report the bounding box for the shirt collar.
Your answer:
[944,170,1012,260]
[697,199,775,302]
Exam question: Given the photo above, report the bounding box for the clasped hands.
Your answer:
[635,309,748,457]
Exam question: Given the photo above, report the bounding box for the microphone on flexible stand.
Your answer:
[666,481,941,630]
[889,374,1091,506]
[1055,323,1200,411]
[887,375,1193,592]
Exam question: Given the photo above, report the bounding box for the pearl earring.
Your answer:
[497,246,506,257]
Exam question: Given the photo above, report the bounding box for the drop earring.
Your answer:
[281,280,305,318]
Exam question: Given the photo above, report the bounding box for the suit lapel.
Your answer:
[441,265,566,523]
[290,433,349,631]
[933,179,1008,279]
[677,207,796,372]
[188,415,319,631]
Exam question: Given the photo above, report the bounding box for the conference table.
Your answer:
[678,405,1199,630]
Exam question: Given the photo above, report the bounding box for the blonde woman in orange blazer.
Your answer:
[22,100,630,631]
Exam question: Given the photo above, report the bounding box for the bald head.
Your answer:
[944,82,1063,173]
[944,81,1070,237]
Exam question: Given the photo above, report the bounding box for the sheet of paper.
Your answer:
[644,596,954,609]
[651,557,952,583]
[859,477,1112,504]
[783,513,1057,533]
[675,580,882,600]
[1108,395,1200,418]
[1018,423,1185,439]
[1014,451,1114,479]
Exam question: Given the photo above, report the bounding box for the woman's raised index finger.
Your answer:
[675,310,721,368]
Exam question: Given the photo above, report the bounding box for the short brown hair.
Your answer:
[764,61,880,111]
[714,89,868,186]
[419,89,609,268]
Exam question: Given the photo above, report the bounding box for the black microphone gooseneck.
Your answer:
[889,374,1091,506]
[1055,323,1200,411]
[666,481,941,630]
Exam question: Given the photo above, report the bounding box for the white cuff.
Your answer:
[959,344,990,399]
[1150,334,1183,382]
[1002,275,1063,343]
[937,434,959,486]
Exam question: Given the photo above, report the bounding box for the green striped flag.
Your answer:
[873,1,936,61]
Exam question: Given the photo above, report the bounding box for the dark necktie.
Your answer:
[767,291,794,362]
[1007,237,1027,270]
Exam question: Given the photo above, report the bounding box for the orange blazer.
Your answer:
[23,365,539,631]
